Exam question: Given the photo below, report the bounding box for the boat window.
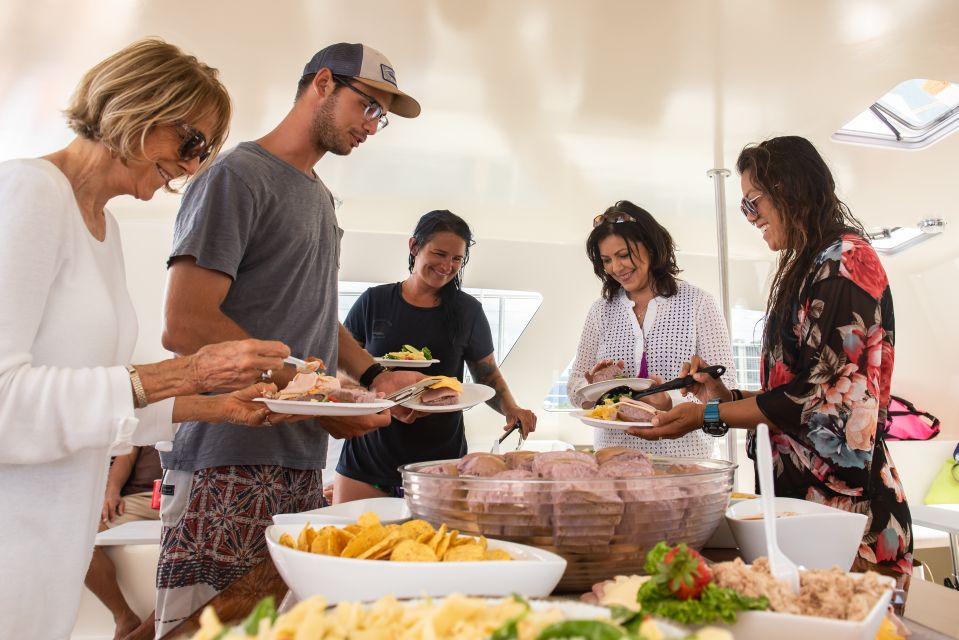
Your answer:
[338,282,542,371]
[832,78,959,149]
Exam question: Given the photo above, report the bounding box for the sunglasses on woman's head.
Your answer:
[176,123,211,163]
[592,211,637,227]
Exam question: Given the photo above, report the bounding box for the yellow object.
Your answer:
[189,593,726,640]
[278,512,511,563]
[587,400,618,421]
[875,616,906,640]
[428,376,464,393]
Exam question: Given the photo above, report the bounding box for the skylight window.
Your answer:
[832,79,959,150]
[867,219,947,255]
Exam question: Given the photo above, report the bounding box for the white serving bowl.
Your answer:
[265,523,567,603]
[725,497,867,570]
[272,496,411,526]
[727,573,894,640]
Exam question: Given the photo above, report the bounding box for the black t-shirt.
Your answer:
[337,282,494,486]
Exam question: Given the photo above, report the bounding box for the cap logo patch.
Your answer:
[380,64,397,87]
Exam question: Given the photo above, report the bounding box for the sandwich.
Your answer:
[615,397,661,422]
[591,361,625,383]
[418,376,463,406]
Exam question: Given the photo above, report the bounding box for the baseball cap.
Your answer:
[302,42,421,118]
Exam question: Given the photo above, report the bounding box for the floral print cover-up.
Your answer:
[750,234,913,576]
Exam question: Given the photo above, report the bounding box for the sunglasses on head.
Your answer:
[592,211,637,227]
[176,123,211,163]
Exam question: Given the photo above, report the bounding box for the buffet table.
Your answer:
[161,552,959,639]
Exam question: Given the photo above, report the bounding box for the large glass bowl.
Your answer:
[401,456,735,592]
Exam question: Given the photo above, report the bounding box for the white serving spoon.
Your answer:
[755,422,801,593]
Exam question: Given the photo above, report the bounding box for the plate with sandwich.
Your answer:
[577,361,654,403]
[374,344,440,368]
[255,364,394,416]
[400,376,495,413]
[571,397,662,430]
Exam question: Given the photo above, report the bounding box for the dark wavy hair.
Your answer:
[408,210,476,345]
[736,135,866,351]
[586,200,681,301]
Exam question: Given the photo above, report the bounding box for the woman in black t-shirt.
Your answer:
[334,210,537,502]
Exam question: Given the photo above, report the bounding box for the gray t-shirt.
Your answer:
[162,142,341,471]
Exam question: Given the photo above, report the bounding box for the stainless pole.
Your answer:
[706,168,736,469]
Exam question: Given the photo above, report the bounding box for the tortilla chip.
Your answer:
[296,524,316,552]
[357,531,401,560]
[443,543,486,562]
[356,511,381,528]
[427,524,448,553]
[341,524,387,558]
[484,548,513,561]
[399,519,435,540]
[328,528,353,557]
[278,532,295,549]
[390,539,438,562]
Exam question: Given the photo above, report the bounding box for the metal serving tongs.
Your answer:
[606,364,726,402]
[384,376,444,404]
[490,419,525,454]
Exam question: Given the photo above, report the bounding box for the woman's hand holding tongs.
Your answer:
[678,355,731,403]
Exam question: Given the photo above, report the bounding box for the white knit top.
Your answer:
[567,281,736,458]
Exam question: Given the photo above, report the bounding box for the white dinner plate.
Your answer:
[400,382,495,413]
[374,357,441,368]
[571,409,652,430]
[577,377,654,403]
[254,397,395,416]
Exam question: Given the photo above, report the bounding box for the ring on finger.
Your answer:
[260,369,272,381]
[263,418,273,427]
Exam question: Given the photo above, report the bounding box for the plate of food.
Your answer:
[374,344,440,368]
[587,542,895,640]
[578,377,655,403]
[189,593,714,640]
[255,363,394,415]
[571,397,661,430]
[400,378,495,413]
[254,397,394,416]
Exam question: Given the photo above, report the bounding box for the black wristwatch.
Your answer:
[702,398,729,437]
[359,362,387,388]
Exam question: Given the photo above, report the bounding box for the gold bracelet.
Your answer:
[126,365,148,409]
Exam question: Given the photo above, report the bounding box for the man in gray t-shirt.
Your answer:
[154,43,423,636]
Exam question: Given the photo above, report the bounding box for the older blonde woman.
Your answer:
[0,38,290,638]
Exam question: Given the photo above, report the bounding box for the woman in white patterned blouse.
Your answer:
[567,200,736,458]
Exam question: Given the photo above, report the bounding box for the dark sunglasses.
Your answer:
[592,211,637,227]
[740,192,764,217]
[176,123,211,163]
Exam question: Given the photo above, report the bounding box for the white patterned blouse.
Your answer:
[567,281,737,458]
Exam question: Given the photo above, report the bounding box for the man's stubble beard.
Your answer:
[309,92,351,157]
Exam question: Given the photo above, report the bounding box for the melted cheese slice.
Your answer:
[428,376,463,393]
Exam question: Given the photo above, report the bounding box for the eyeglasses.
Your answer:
[176,123,211,163]
[333,76,389,131]
[592,211,637,227]
[740,192,765,218]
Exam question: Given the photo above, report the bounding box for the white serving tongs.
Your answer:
[384,376,444,403]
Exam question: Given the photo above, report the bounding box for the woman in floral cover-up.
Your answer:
[631,135,912,588]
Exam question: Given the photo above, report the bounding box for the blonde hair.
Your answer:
[64,37,231,172]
